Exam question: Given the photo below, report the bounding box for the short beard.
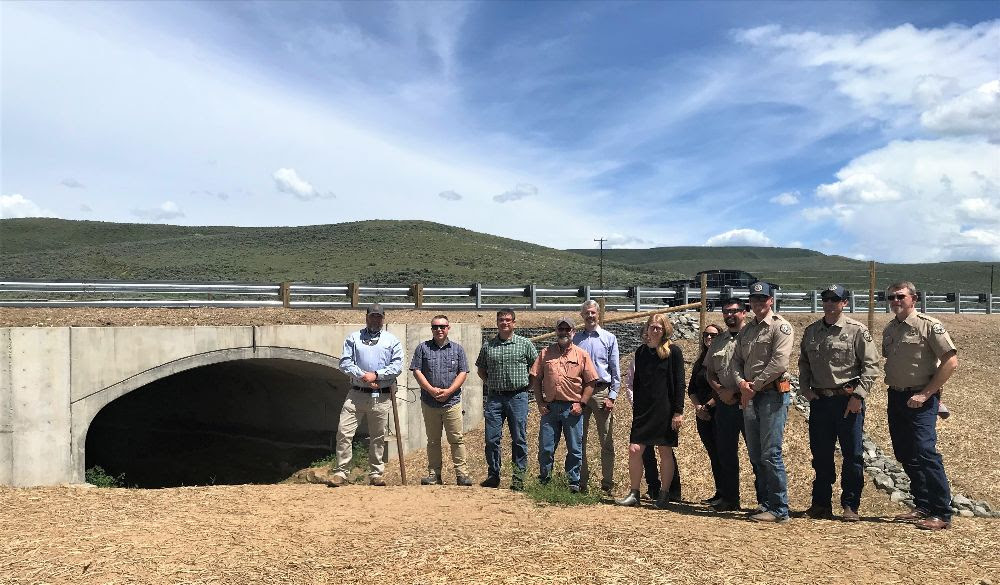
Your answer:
[557,334,571,346]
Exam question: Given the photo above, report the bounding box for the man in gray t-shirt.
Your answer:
[410,314,472,486]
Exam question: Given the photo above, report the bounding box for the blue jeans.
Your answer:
[888,390,951,520]
[743,390,790,517]
[484,391,529,481]
[537,402,583,486]
[714,400,762,506]
[809,395,865,510]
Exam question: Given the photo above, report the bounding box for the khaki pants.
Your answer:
[580,386,615,491]
[422,401,469,479]
[334,388,392,479]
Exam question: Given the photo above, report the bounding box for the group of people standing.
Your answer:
[326,280,959,531]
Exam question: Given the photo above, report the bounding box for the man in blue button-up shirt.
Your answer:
[573,300,621,494]
[410,314,472,486]
[331,303,403,486]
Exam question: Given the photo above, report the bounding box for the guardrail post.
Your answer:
[682,284,690,307]
[920,292,927,313]
[583,285,591,301]
[634,286,642,312]
[848,291,856,313]
[989,294,994,315]
[529,284,537,310]
[474,283,482,309]
[811,290,819,313]
[955,289,961,314]
[411,282,423,309]
[349,282,359,308]
[280,281,291,308]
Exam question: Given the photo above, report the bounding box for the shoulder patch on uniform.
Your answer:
[863,330,873,342]
[932,323,946,334]
[779,323,792,335]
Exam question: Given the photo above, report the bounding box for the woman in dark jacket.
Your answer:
[689,323,724,505]
[616,313,685,508]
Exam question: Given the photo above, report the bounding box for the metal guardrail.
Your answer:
[0,280,996,314]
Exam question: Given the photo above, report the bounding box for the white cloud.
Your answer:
[438,190,462,201]
[817,172,901,203]
[0,193,55,218]
[80,204,92,212]
[132,200,185,221]
[605,233,657,247]
[191,189,230,201]
[273,168,334,201]
[921,80,1000,140]
[786,240,803,248]
[493,183,538,203]
[704,228,772,247]
[770,190,800,206]
[807,139,1000,261]
[736,21,1000,122]
[61,178,85,189]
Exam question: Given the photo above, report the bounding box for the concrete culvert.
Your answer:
[84,358,351,488]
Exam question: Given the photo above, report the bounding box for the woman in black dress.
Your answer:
[616,313,685,508]
[689,323,724,505]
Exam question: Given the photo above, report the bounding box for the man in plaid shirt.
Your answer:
[476,308,538,491]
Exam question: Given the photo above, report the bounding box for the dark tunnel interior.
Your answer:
[85,358,351,488]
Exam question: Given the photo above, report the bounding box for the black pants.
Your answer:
[697,412,723,498]
[643,446,681,498]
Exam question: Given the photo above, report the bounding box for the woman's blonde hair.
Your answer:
[645,313,674,359]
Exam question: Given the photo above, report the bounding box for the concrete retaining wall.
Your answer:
[0,324,483,486]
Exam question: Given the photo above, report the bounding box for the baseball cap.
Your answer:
[748,281,775,298]
[821,284,849,300]
[366,303,385,316]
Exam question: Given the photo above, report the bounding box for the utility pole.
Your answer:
[594,237,607,292]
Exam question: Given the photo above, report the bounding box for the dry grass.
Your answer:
[1,309,998,584]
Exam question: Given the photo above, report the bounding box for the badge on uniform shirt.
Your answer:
[840,333,849,341]
[863,330,872,342]
[932,323,946,334]
[779,323,791,335]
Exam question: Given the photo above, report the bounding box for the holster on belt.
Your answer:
[776,379,791,393]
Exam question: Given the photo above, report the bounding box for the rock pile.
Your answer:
[788,376,997,518]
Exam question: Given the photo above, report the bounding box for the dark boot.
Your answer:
[615,489,641,507]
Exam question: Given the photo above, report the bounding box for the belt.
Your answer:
[889,386,924,393]
[488,386,530,395]
[353,385,393,394]
[815,387,852,397]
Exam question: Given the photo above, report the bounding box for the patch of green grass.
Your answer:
[523,473,602,506]
[309,453,336,468]
[85,465,126,488]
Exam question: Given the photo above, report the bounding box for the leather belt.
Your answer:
[889,386,923,393]
[353,385,392,394]
[815,387,852,397]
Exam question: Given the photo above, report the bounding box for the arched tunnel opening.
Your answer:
[85,358,354,488]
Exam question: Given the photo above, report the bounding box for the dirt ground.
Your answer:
[1,308,999,584]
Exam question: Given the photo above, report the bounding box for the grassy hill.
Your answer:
[568,247,998,293]
[0,218,679,286]
[2,218,994,292]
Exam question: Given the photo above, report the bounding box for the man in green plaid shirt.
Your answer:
[476,308,538,490]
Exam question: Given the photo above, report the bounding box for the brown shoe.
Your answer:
[369,475,387,486]
[325,474,347,488]
[804,505,833,520]
[893,509,928,523]
[916,516,951,531]
[749,511,789,524]
[841,508,860,522]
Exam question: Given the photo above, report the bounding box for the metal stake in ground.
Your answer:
[390,384,407,485]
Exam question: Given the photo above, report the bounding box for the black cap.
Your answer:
[821,284,849,300]
[366,303,385,316]
[748,281,775,298]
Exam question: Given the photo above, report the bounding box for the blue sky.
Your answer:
[2,1,998,262]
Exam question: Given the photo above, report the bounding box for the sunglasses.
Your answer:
[431,324,448,330]
[703,332,717,338]
[887,294,910,301]
[557,326,573,332]
[721,309,743,315]
[821,296,843,303]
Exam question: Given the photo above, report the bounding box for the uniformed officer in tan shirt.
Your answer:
[703,297,763,512]
[731,281,794,523]
[798,284,880,522]
[883,280,958,531]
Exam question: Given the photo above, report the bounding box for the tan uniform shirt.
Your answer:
[531,343,599,403]
[882,312,957,389]
[706,330,740,391]
[798,315,880,398]
[732,310,794,389]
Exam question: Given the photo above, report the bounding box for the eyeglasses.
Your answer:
[721,309,743,315]
[647,324,664,331]
[431,324,448,330]
[497,318,514,323]
[557,327,573,332]
[887,294,910,301]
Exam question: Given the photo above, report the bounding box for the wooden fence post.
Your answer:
[349,282,359,308]
[411,282,423,309]
[280,281,291,308]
